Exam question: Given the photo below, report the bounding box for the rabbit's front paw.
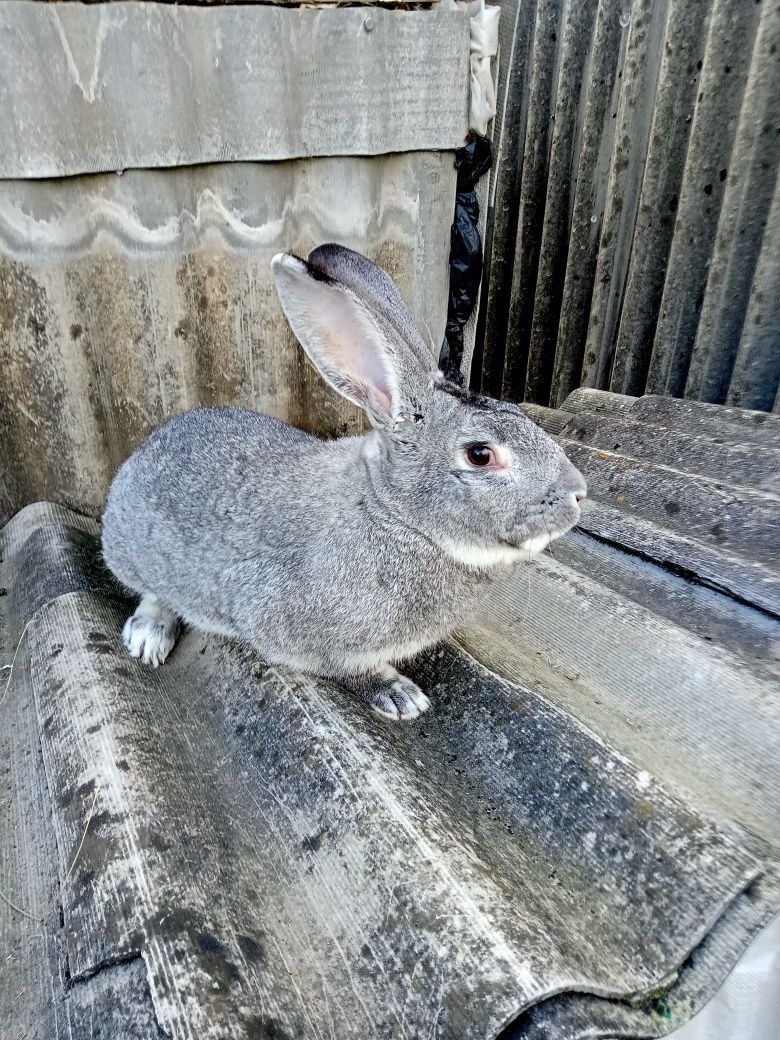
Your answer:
[339,667,431,721]
[370,675,431,722]
[122,594,180,669]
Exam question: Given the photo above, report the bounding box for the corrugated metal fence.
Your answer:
[475,0,780,412]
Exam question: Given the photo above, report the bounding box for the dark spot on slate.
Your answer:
[703,184,713,195]
[158,907,241,991]
[50,644,63,657]
[237,933,265,965]
[138,825,173,854]
[0,588,6,596]
[89,810,117,830]
[112,663,136,679]
[302,829,327,853]
[116,759,131,772]
[86,723,102,734]
[87,642,113,655]
[194,931,241,988]
[70,324,83,339]
[70,868,98,910]
[719,168,727,181]
[242,1015,295,1040]
[663,501,681,516]
[77,778,97,798]
[710,524,726,544]
[78,868,96,892]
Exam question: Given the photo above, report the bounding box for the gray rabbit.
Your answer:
[102,244,586,720]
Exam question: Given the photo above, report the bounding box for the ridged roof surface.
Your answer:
[2,393,777,1039]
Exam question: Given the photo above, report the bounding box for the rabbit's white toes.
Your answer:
[371,677,431,722]
[122,595,180,669]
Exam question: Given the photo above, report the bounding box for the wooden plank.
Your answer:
[0,3,470,178]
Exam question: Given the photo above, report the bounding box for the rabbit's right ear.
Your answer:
[271,252,431,428]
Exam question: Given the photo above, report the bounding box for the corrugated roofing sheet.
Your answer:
[476,0,780,412]
[0,0,468,525]
[2,394,778,1039]
[0,155,455,524]
[0,3,470,177]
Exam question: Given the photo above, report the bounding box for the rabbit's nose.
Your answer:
[560,457,587,500]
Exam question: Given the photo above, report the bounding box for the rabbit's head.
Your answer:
[272,245,585,563]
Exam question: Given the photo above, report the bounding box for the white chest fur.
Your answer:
[435,534,550,570]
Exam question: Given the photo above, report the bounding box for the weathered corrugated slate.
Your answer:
[0,0,466,527]
[0,2,470,178]
[515,391,780,617]
[475,0,780,412]
[0,155,455,524]
[462,392,780,861]
[0,500,775,1040]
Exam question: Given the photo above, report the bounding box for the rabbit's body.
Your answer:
[102,244,586,720]
[103,406,498,678]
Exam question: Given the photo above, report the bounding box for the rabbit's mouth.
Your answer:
[509,494,583,553]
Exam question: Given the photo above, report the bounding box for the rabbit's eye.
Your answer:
[465,444,494,467]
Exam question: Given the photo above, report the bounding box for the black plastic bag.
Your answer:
[438,134,494,385]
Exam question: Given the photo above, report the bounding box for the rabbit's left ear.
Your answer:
[307,243,436,376]
[271,251,431,429]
